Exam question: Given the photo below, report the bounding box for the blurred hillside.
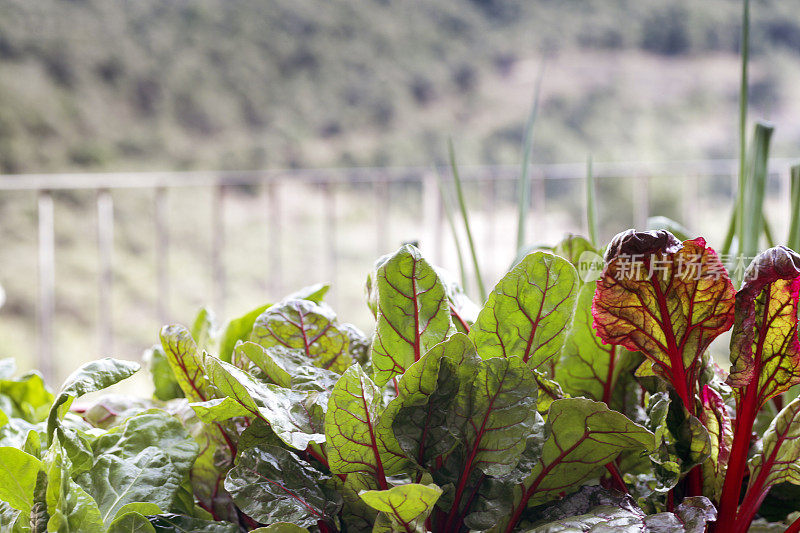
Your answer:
[1,0,800,174]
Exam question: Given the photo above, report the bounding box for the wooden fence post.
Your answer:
[37,191,55,383]
[97,189,114,356]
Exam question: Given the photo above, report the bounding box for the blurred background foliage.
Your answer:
[1,0,799,384]
[1,0,800,173]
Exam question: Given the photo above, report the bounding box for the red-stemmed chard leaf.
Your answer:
[359,483,442,533]
[716,246,800,532]
[250,299,352,374]
[440,355,539,532]
[502,398,655,533]
[470,251,579,374]
[325,365,409,490]
[732,397,800,532]
[386,334,480,473]
[159,325,239,523]
[223,445,341,530]
[592,230,736,414]
[370,245,454,387]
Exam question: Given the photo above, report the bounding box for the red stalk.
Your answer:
[786,515,800,533]
[605,462,628,494]
[715,383,758,531]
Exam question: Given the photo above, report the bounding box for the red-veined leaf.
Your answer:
[592,230,735,411]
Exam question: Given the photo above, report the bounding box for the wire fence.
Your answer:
[0,158,796,384]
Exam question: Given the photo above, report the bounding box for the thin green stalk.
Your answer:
[762,216,775,248]
[435,169,469,291]
[515,59,546,253]
[448,139,486,302]
[738,122,774,268]
[788,164,800,251]
[721,210,736,256]
[734,0,750,262]
[585,155,598,247]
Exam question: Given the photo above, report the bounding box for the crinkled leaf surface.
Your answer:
[224,445,340,529]
[45,443,105,533]
[146,513,240,533]
[359,483,442,533]
[593,231,735,408]
[449,355,539,477]
[502,398,655,531]
[370,245,454,387]
[388,333,479,470]
[203,358,327,450]
[250,299,352,373]
[75,411,198,526]
[521,486,715,533]
[470,251,579,373]
[644,391,711,494]
[326,365,409,486]
[728,246,800,408]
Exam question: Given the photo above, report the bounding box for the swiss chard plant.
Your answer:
[1,234,800,532]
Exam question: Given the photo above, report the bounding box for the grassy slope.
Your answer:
[1,0,799,173]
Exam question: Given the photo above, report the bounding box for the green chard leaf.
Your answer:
[470,251,579,374]
[522,485,716,533]
[234,341,339,392]
[285,282,330,303]
[191,307,217,354]
[593,231,735,412]
[224,445,341,529]
[218,303,271,363]
[193,357,328,451]
[144,345,184,402]
[146,513,240,533]
[388,333,480,471]
[75,411,199,527]
[325,364,409,488]
[644,391,711,495]
[556,281,640,409]
[108,511,157,533]
[0,447,41,514]
[552,233,596,268]
[45,442,105,533]
[359,483,442,533]
[448,356,539,478]
[0,371,54,424]
[46,358,141,444]
[503,398,655,532]
[370,245,454,387]
[250,298,352,373]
